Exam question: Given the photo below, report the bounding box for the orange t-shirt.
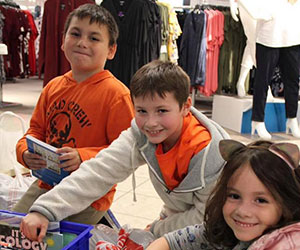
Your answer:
[155,112,211,190]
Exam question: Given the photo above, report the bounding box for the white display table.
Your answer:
[211,94,299,134]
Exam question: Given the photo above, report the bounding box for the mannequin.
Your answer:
[230,0,275,102]
[237,0,300,139]
[230,0,256,98]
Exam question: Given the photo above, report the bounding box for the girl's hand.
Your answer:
[144,223,152,231]
[146,237,170,250]
[56,147,82,172]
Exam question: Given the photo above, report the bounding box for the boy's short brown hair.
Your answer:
[63,4,118,46]
[130,60,190,108]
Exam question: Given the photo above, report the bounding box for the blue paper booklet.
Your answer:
[26,135,69,186]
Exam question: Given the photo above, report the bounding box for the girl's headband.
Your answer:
[219,139,300,170]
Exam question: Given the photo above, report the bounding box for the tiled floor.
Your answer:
[1,77,300,229]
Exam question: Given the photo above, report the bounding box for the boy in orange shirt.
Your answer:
[13,4,134,224]
[21,60,229,242]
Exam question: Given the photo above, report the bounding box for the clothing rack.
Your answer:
[173,5,193,10]
[198,0,230,7]
[174,0,229,12]
[173,5,193,11]
[177,0,230,105]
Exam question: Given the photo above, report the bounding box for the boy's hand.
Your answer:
[20,212,49,242]
[56,147,82,172]
[23,150,47,170]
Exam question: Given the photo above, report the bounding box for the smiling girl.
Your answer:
[147,139,300,249]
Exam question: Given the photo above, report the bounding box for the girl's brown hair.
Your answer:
[204,140,300,247]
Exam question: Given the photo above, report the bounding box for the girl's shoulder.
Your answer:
[248,222,300,250]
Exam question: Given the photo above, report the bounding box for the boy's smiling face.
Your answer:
[61,16,116,79]
[134,92,191,152]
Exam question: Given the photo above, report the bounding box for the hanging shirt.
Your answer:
[239,0,300,47]
[179,10,207,86]
[101,0,161,87]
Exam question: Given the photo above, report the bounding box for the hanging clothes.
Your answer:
[175,8,188,51]
[167,3,181,63]
[0,2,30,78]
[177,3,246,97]
[18,9,31,78]
[199,8,224,96]
[179,8,207,87]
[101,0,161,87]
[157,2,181,63]
[23,10,38,77]
[38,0,94,87]
[0,9,5,97]
[157,2,169,61]
[217,9,246,94]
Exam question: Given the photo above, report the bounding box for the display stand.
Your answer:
[0,43,21,108]
[211,95,300,134]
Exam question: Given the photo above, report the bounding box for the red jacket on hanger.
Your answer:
[38,0,94,87]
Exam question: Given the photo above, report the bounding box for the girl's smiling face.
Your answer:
[222,164,282,242]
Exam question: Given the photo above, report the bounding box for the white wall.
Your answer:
[158,0,185,7]
[15,0,45,11]
[191,0,230,7]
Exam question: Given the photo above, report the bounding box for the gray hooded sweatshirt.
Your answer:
[30,107,230,237]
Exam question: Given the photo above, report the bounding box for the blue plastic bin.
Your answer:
[0,210,93,250]
[60,220,93,250]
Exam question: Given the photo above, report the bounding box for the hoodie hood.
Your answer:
[131,106,230,192]
[63,70,114,86]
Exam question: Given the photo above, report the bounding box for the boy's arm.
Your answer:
[27,127,142,222]
[150,181,216,238]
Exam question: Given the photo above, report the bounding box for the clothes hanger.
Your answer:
[193,4,201,14]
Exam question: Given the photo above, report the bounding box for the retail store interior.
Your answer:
[1,0,300,237]
[2,76,300,229]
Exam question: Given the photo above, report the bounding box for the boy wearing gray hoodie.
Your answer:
[20,60,229,242]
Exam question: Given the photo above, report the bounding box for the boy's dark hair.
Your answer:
[204,140,300,247]
[130,60,190,108]
[63,4,118,46]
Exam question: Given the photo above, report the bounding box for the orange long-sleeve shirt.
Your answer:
[16,70,134,211]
